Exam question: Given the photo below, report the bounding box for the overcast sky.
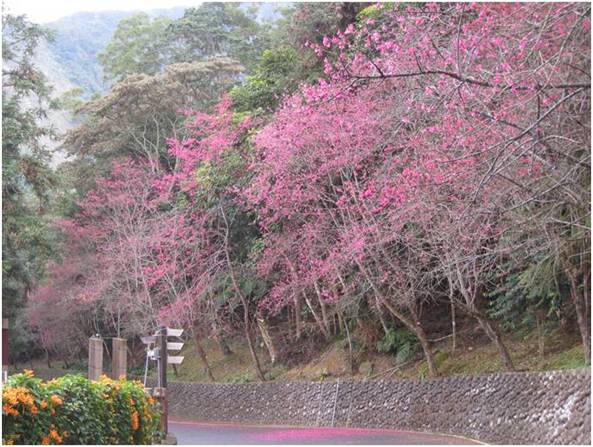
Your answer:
[2,0,206,23]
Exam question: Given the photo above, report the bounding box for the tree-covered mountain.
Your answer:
[40,4,282,96]
[45,8,187,95]
[30,4,283,166]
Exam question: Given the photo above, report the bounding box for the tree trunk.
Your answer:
[476,316,515,371]
[380,300,438,377]
[340,310,356,374]
[45,349,52,369]
[217,336,233,358]
[535,308,546,358]
[230,274,266,381]
[313,282,331,337]
[449,289,457,354]
[355,259,437,376]
[194,334,215,382]
[569,272,591,363]
[242,304,266,381]
[303,292,330,339]
[288,307,295,339]
[257,313,277,365]
[220,205,266,381]
[375,296,390,335]
[294,295,302,340]
[212,320,232,357]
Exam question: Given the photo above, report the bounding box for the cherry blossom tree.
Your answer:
[247,2,590,371]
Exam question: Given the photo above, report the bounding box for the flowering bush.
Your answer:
[2,371,160,445]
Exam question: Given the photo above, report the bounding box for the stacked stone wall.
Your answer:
[166,369,590,444]
[28,367,591,444]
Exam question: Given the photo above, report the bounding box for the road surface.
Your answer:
[169,420,481,445]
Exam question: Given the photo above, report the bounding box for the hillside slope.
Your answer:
[45,8,186,95]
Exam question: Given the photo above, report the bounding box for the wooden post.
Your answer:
[154,387,168,435]
[2,319,8,382]
[156,326,168,435]
[112,338,127,380]
[88,336,103,381]
[157,327,167,389]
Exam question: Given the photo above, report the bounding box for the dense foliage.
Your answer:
[5,3,591,378]
[2,14,60,364]
[2,371,160,445]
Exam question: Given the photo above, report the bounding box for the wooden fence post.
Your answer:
[88,336,103,381]
[111,338,127,380]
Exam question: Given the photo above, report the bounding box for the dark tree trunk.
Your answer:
[381,300,438,377]
[212,310,232,357]
[217,336,233,358]
[194,334,215,382]
[257,313,277,365]
[569,271,591,363]
[535,308,546,358]
[45,349,52,369]
[220,206,266,381]
[355,258,438,376]
[294,295,302,340]
[476,316,515,371]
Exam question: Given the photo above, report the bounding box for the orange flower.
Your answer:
[30,405,38,415]
[131,410,140,431]
[3,391,17,406]
[49,429,63,444]
[50,395,62,406]
[40,400,48,409]
[3,404,19,417]
[23,369,35,378]
[41,437,50,445]
[50,408,56,416]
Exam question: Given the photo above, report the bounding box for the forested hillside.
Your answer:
[3,3,591,380]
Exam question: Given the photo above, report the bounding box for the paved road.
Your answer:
[170,421,481,445]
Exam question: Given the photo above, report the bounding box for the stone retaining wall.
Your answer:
[27,367,591,444]
[165,369,590,445]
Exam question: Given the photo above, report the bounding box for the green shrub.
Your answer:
[377,328,417,363]
[2,371,160,445]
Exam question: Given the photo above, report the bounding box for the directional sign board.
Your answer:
[141,336,156,345]
[166,328,183,337]
[164,329,184,364]
[167,342,184,351]
[167,356,184,365]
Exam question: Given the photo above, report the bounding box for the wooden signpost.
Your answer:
[141,327,184,437]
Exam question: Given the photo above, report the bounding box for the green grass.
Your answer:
[28,326,585,384]
[544,345,587,370]
[405,328,588,379]
[150,339,268,383]
[163,327,588,384]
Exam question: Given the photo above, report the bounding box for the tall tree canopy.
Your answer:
[2,14,59,362]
